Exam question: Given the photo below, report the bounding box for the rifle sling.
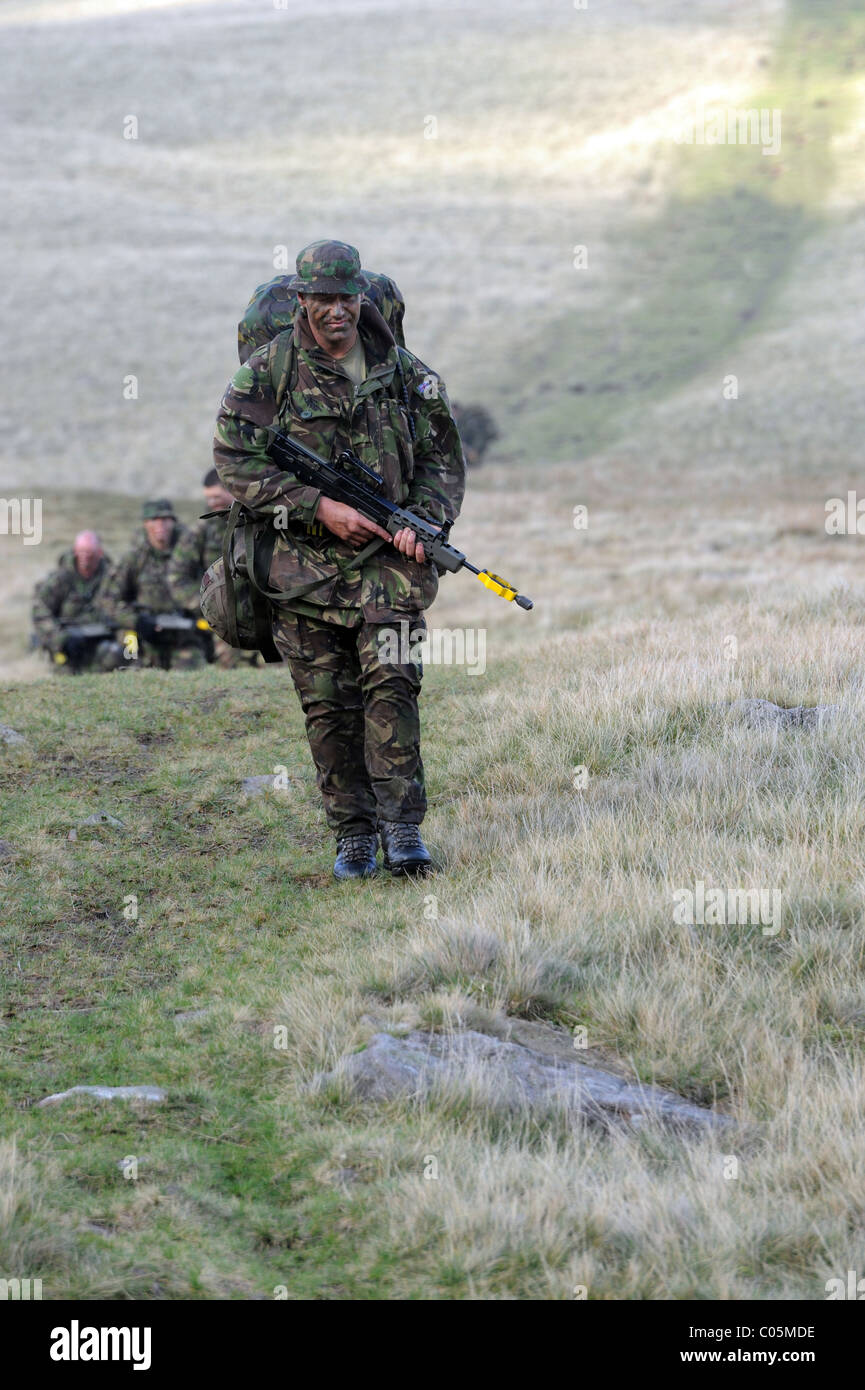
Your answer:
[221,502,242,651]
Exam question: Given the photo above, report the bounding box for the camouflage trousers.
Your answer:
[273,610,426,838]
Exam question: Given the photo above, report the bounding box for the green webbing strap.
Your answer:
[245,521,282,664]
[395,347,418,443]
[222,501,243,650]
[350,535,388,568]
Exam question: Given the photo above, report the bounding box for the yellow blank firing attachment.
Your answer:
[196,618,210,631]
[477,572,534,610]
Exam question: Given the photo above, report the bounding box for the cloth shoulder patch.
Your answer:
[414,371,441,401]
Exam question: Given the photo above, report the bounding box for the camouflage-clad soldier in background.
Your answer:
[450,401,499,468]
[168,469,259,668]
[101,500,211,670]
[238,268,405,364]
[32,531,124,673]
[214,240,465,879]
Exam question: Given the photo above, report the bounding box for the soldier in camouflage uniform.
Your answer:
[450,401,498,468]
[168,469,259,668]
[214,240,465,879]
[32,531,124,673]
[238,268,405,364]
[101,500,211,670]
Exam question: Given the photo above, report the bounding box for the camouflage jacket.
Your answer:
[100,525,192,629]
[167,514,226,613]
[32,550,113,651]
[238,269,405,365]
[214,301,465,625]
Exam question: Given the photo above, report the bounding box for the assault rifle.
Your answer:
[267,428,534,611]
[147,613,212,635]
[134,611,213,658]
[59,622,114,641]
[53,621,117,672]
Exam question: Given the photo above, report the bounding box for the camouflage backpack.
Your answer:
[200,512,280,661]
[237,269,406,364]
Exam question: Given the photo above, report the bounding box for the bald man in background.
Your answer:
[32,531,125,673]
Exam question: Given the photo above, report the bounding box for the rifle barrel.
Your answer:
[268,428,534,612]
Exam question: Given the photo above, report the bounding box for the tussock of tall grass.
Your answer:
[0,1140,79,1289]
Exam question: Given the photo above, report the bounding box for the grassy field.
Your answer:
[3,593,865,1300]
[3,0,865,1300]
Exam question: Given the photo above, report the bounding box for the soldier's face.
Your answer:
[144,517,173,550]
[299,293,361,356]
[74,543,102,578]
[204,484,234,512]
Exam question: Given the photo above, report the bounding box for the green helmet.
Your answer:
[141,498,176,520]
[288,239,370,296]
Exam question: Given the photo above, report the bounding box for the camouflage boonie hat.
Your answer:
[141,499,176,520]
[288,240,370,296]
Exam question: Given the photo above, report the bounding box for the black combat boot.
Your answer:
[379,821,433,877]
[333,832,379,881]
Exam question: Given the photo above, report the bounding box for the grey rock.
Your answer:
[173,1008,210,1024]
[504,1016,629,1074]
[314,1029,730,1134]
[242,775,286,797]
[79,812,126,828]
[0,839,14,859]
[728,698,836,730]
[36,1084,166,1107]
[0,725,26,745]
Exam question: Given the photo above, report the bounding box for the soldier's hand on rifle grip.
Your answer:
[316,496,391,547]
